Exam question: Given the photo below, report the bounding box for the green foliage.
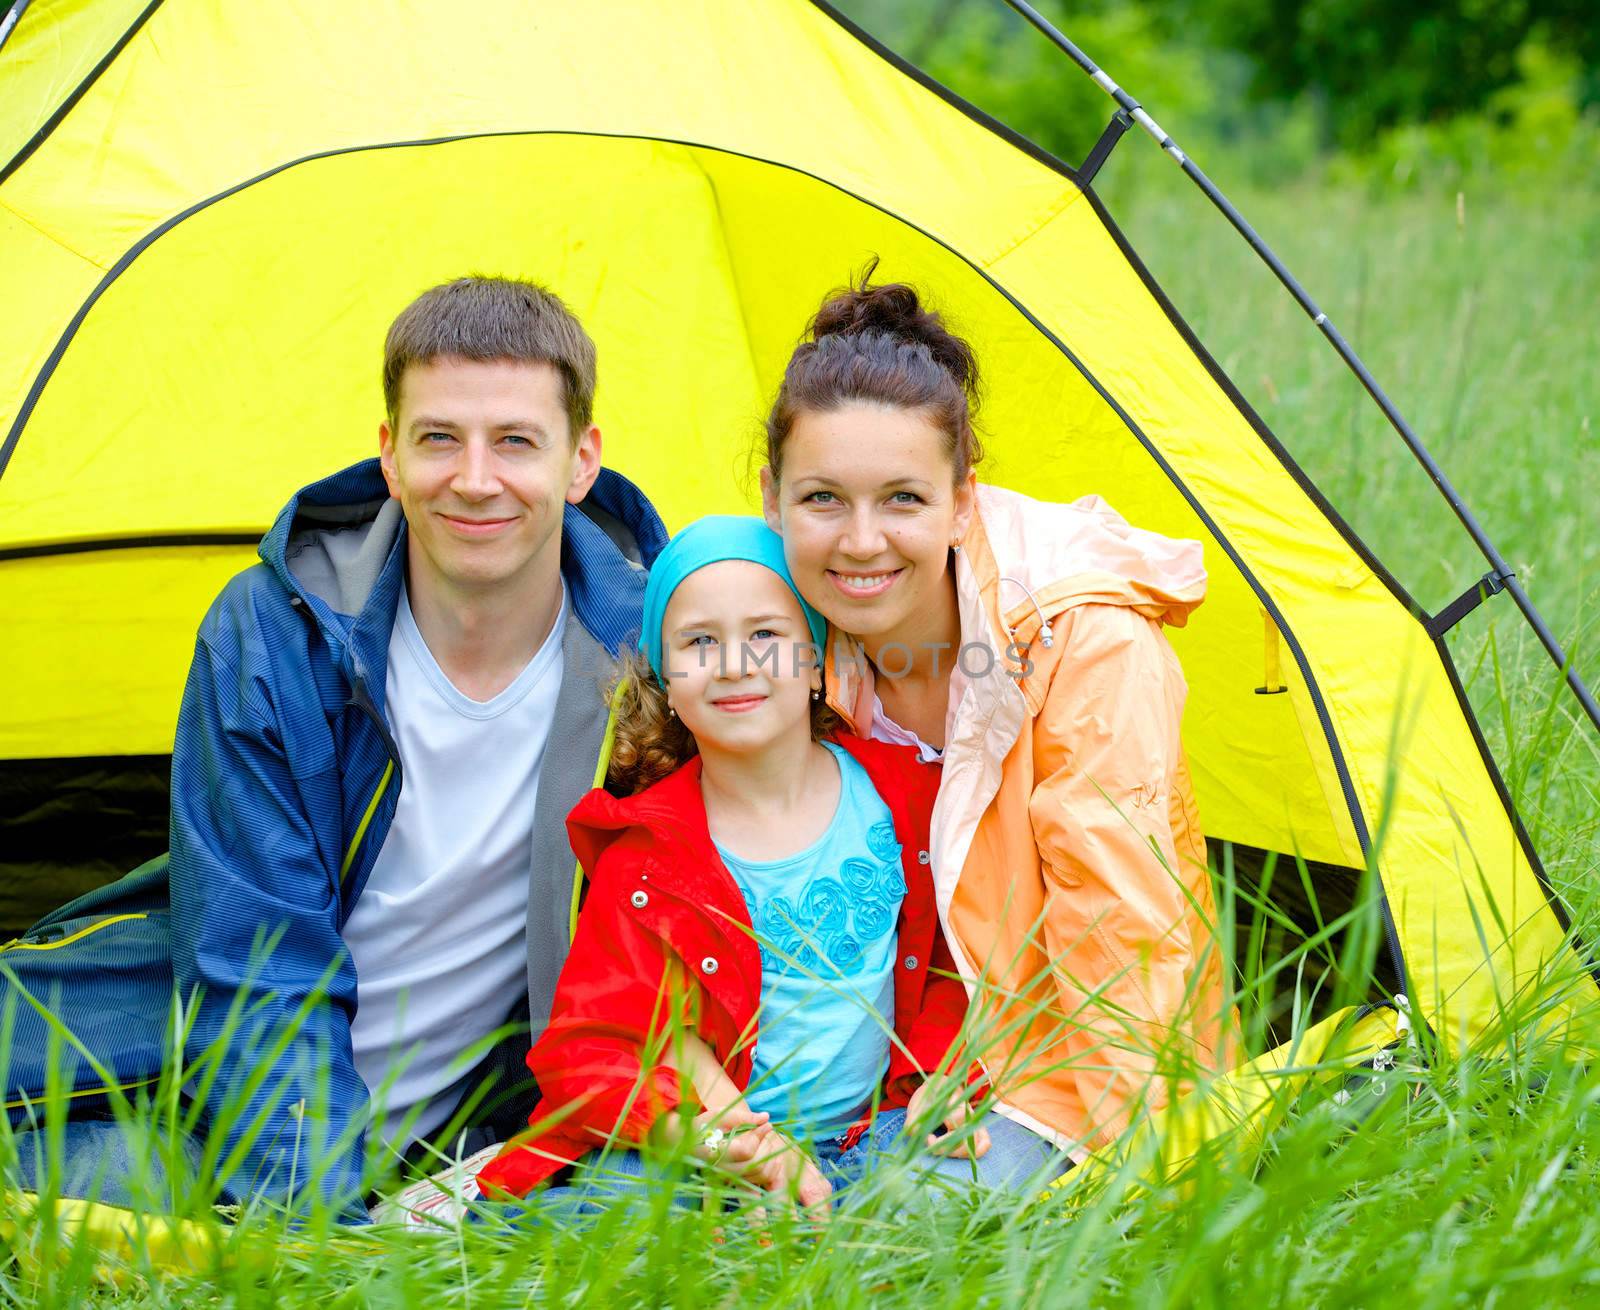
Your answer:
[838,0,1600,187]
[1162,0,1600,150]
[841,0,1227,167]
[1335,42,1600,190]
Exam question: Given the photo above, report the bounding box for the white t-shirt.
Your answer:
[344,580,567,1149]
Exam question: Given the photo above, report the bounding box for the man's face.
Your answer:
[379,357,600,600]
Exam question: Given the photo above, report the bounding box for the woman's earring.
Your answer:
[951,540,963,555]
[811,688,821,702]
[668,706,677,718]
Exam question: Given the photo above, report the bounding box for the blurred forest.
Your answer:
[837,0,1600,188]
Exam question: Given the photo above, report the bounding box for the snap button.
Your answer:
[903,955,918,970]
[630,890,649,909]
[917,850,931,865]
[701,956,719,975]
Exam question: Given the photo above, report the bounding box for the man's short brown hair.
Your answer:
[382,276,597,440]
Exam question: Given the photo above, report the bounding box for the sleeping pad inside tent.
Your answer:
[2,0,1595,1103]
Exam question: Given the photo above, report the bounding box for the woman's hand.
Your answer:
[906,1076,991,1160]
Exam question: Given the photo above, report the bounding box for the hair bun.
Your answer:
[809,259,978,397]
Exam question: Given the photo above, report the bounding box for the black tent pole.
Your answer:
[1000,0,1600,736]
[0,1,32,57]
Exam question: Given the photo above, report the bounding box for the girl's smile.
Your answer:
[711,693,768,713]
[661,560,822,755]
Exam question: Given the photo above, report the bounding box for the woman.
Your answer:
[759,271,1232,1167]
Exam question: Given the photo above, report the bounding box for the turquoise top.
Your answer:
[715,741,907,1139]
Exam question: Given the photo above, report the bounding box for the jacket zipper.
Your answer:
[1,912,148,953]
[341,677,403,888]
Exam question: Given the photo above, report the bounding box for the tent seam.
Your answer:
[688,152,767,432]
[979,184,1085,268]
[0,196,104,269]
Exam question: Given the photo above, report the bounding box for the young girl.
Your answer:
[470,516,1042,1211]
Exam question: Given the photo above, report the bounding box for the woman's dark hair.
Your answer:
[764,260,984,484]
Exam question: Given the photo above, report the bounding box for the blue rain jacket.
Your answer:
[1,458,666,1219]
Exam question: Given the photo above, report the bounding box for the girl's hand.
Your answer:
[907,1077,991,1160]
[748,1130,833,1217]
[690,1103,775,1176]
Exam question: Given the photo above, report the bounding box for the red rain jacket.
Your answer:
[477,733,968,1198]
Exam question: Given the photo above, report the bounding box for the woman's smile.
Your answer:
[826,567,904,599]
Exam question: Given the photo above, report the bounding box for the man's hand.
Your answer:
[907,1076,991,1160]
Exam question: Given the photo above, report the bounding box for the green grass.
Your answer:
[1104,155,1599,897]
[3,166,1598,1307]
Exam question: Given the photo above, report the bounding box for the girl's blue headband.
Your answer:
[638,516,827,684]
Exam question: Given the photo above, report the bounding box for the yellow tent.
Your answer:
[1,0,1594,1067]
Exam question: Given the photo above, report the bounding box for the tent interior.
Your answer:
[0,1,1588,1056]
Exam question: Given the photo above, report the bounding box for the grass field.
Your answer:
[3,165,1598,1308]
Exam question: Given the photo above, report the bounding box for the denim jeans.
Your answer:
[7,1113,502,1220]
[477,1108,1072,1225]
[6,1116,221,1213]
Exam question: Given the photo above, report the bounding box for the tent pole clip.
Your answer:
[1426,568,1515,638]
[1077,108,1134,186]
[1254,609,1288,694]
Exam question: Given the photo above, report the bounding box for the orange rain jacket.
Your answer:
[824,484,1233,1159]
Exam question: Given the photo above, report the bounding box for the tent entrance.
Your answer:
[4,131,1368,870]
[3,119,1586,1045]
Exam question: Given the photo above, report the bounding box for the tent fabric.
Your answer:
[1,0,1593,1058]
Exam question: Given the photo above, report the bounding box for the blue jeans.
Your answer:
[8,1115,503,1221]
[479,1109,1072,1224]
[6,1116,221,1213]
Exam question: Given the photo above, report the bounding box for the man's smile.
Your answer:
[439,512,518,536]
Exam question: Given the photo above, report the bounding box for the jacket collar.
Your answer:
[825,484,1206,723]
[258,457,667,703]
[566,756,741,914]
[567,734,935,896]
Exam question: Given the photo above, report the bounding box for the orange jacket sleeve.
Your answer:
[1025,603,1211,1144]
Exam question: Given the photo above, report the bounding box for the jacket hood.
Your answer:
[567,757,712,887]
[258,457,669,679]
[968,484,1205,633]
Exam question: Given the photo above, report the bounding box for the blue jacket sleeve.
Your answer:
[168,630,372,1222]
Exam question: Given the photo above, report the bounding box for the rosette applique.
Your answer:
[754,852,904,976]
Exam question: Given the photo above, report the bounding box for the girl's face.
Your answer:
[660,560,821,755]
[762,403,975,641]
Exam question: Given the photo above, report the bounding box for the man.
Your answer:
[4,277,665,1220]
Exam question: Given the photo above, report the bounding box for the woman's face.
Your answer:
[660,560,820,755]
[762,403,975,641]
